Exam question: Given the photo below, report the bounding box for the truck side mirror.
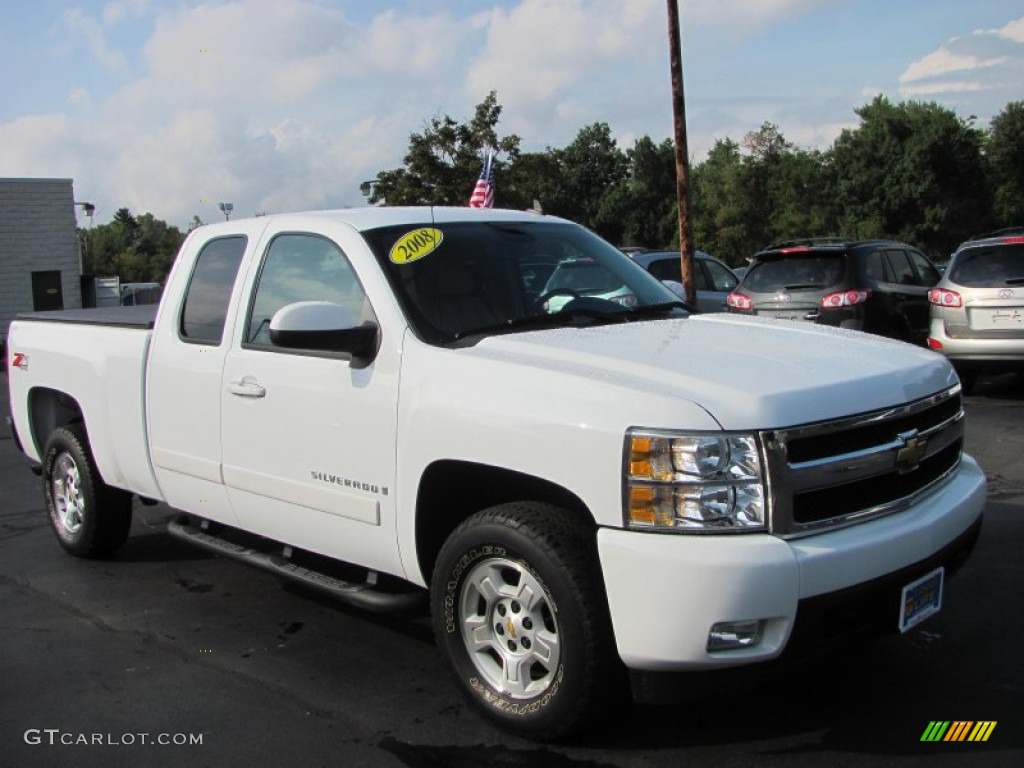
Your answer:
[269,301,379,366]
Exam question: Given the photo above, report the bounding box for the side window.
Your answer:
[703,260,738,291]
[180,236,247,344]
[246,233,372,347]
[693,263,710,291]
[908,250,940,286]
[648,257,682,283]
[884,249,916,285]
[864,250,889,282]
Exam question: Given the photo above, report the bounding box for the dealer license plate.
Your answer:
[899,567,944,633]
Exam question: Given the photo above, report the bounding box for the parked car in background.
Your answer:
[538,256,640,311]
[928,227,1024,390]
[727,238,942,344]
[120,282,163,307]
[628,250,740,312]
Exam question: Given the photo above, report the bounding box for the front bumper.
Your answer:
[598,455,986,672]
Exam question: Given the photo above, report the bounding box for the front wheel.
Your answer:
[430,502,618,741]
[42,424,132,558]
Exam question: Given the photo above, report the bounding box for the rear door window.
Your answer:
[948,244,1024,286]
[863,250,890,282]
[908,250,940,286]
[647,257,681,283]
[180,236,247,344]
[884,250,916,285]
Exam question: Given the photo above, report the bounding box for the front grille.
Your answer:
[765,386,963,536]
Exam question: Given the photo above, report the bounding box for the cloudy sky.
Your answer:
[1,0,1022,229]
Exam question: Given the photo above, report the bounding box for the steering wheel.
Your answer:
[531,288,580,312]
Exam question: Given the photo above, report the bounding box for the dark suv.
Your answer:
[726,238,942,344]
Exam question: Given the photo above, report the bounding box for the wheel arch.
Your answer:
[414,460,594,585]
[28,387,85,458]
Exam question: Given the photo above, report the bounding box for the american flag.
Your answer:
[468,151,495,208]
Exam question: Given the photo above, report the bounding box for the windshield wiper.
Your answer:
[453,307,627,341]
[626,301,691,317]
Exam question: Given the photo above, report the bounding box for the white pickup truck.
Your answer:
[5,207,985,739]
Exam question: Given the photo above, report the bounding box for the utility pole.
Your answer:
[667,0,696,306]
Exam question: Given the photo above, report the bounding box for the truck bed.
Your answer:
[16,305,157,329]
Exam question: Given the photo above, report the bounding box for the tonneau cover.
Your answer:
[15,305,158,329]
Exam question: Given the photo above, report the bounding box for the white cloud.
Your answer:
[997,16,1024,43]
[63,7,129,71]
[0,115,79,177]
[68,87,91,107]
[897,16,1023,110]
[900,49,1007,83]
[102,0,151,26]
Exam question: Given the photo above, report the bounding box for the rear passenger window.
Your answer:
[648,258,681,283]
[180,236,247,344]
[908,250,940,286]
[864,250,889,281]
[884,250,916,285]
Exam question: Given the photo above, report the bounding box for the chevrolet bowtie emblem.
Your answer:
[896,430,928,474]
[506,618,517,639]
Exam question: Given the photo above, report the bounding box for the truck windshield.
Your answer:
[362,220,683,344]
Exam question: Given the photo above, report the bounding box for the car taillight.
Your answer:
[928,288,962,307]
[820,290,870,309]
[727,292,753,311]
[1002,236,1024,244]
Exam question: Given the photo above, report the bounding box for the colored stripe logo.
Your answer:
[921,721,997,742]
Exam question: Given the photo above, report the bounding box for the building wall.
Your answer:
[0,178,83,344]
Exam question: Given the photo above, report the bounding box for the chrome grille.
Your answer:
[764,385,963,537]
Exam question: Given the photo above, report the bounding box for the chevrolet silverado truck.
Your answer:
[5,207,985,739]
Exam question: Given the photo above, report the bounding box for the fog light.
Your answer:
[707,620,763,651]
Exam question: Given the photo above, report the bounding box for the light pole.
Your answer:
[218,202,234,220]
[667,0,696,307]
[73,201,96,275]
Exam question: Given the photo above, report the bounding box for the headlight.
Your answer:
[625,431,767,532]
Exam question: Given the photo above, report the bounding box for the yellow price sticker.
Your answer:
[389,228,443,265]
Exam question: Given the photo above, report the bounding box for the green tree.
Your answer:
[690,138,751,265]
[372,91,520,205]
[81,209,184,283]
[986,101,1024,227]
[552,123,628,230]
[593,136,676,247]
[831,96,989,256]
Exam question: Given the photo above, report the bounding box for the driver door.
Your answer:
[220,229,401,573]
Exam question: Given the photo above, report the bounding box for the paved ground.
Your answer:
[1,370,1022,768]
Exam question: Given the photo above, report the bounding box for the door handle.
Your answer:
[229,378,266,398]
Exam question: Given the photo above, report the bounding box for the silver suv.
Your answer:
[928,227,1024,389]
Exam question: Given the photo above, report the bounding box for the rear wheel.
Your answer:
[43,424,132,558]
[430,502,618,741]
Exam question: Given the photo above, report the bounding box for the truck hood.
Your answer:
[468,314,957,430]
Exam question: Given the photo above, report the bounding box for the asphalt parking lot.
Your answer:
[1,371,1022,768]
